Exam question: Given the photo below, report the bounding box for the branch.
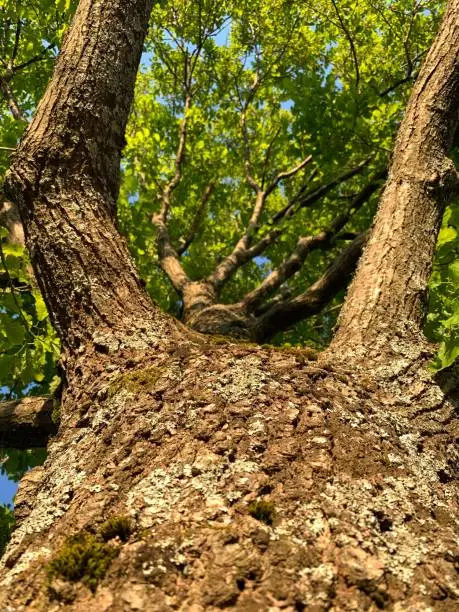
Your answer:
[11,20,21,65]
[153,217,190,293]
[157,93,191,224]
[152,94,192,293]
[0,75,26,121]
[208,227,283,289]
[0,396,56,449]
[272,158,371,223]
[177,181,215,256]
[244,169,386,312]
[254,232,368,342]
[331,0,360,90]
[12,41,56,73]
[379,51,426,97]
[264,155,313,198]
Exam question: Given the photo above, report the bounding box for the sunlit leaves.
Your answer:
[427,204,459,370]
[120,0,446,350]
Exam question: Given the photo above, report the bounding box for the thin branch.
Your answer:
[177,181,215,256]
[272,158,371,224]
[12,41,56,73]
[331,0,360,90]
[264,155,313,198]
[379,51,426,97]
[261,126,281,187]
[157,93,192,223]
[243,169,386,312]
[152,92,192,294]
[10,20,21,65]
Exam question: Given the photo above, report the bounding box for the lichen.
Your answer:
[99,515,132,543]
[248,500,276,525]
[46,532,119,593]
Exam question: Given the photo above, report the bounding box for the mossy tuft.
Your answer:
[46,532,118,593]
[99,515,132,543]
[51,401,61,426]
[108,365,164,397]
[248,500,276,525]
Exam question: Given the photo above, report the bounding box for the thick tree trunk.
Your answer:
[0,1,458,611]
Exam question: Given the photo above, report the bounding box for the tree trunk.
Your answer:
[0,1,458,611]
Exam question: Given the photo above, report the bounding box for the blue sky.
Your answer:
[0,473,17,507]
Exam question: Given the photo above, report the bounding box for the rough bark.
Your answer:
[0,1,458,611]
[329,0,459,362]
[1,341,458,611]
[4,0,162,352]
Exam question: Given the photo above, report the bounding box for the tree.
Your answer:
[0,0,458,609]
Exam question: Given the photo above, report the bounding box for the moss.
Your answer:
[248,500,276,525]
[108,365,165,397]
[51,400,61,426]
[46,532,119,593]
[99,515,132,543]
[261,344,319,363]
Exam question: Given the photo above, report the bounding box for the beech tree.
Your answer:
[0,0,459,609]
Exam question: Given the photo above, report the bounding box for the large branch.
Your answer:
[330,0,459,358]
[0,396,55,449]
[253,232,368,342]
[243,170,386,312]
[5,0,159,348]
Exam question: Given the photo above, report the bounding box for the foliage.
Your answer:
[0,447,46,481]
[0,503,14,557]
[426,201,459,369]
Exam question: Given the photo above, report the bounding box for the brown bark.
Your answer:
[4,0,163,352]
[0,397,55,448]
[329,1,459,361]
[0,1,458,611]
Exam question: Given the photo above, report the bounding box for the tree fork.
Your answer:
[0,1,458,610]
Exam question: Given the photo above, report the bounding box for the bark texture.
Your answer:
[4,0,160,351]
[0,1,458,611]
[1,341,458,611]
